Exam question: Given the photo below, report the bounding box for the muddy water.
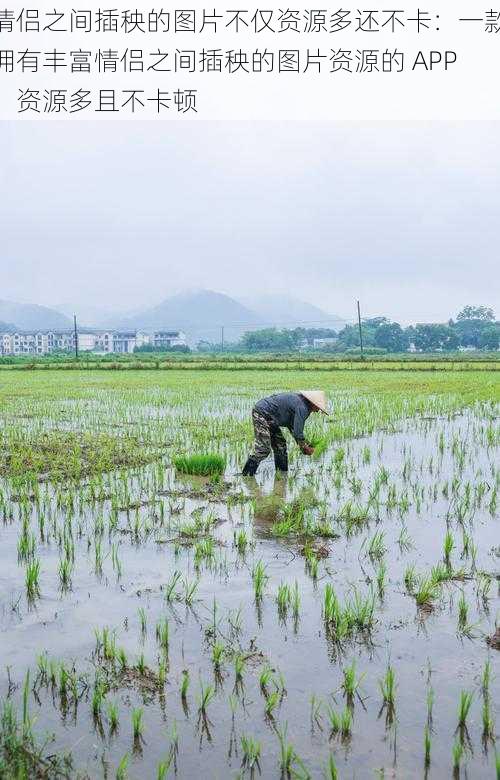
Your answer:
[0,410,498,779]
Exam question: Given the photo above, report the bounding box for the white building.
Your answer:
[313,337,338,349]
[153,330,187,349]
[0,328,184,355]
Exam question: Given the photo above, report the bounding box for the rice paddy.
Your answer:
[0,367,498,778]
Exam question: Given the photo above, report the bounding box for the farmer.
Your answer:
[241,390,328,476]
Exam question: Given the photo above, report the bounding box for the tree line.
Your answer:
[234,305,499,354]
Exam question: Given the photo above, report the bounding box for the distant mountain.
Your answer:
[0,319,17,332]
[241,295,346,331]
[53,303,129,328]
[118,290,263,343]
[0,300,72,331]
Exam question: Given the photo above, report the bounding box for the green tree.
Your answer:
[241,328,297,352]
[374,322,409,353]
[478,323,500,350]
[456,305,494,322]
[413,324,459,352]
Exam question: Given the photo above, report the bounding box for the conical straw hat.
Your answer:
[300,390,329,414]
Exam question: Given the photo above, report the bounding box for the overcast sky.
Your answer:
[1,121,498,324]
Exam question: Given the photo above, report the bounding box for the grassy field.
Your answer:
[0,368,498,778]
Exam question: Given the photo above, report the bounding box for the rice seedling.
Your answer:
[164,571,182,602]
[342,661,363,702]
[137,653,146,675]
[25,558,40,600]
[276,581,292,617]
[157,755,173,779]
[443,530,455,565]
[482,698,495,740]
[182,576,199,605]
[404,564,418,594]
[276,723,302,776]
[452,738,463,775]
[107,701,119,732]
[173,454,225,477]
[118,647,127,671]
[212,642,225,671]
[379,665,396,709]
[92,674,106,720]
[58,557,73,590]
[180,670,190,701]
[311,436,328,459]
[252,560,268,601]
[116,753,129,779]
[324,753,338,779]
[424,724,431,768]
[259,665,274,694]
[457,690,473,730]
[197,681,215,715]
[482,659,491,696]
[234,528,248,554]
[367,530,386,559]
[131,707,144,740]
[240,735,261,772]
[397,525,413,550]
[457,592,469,631]
[415,576,440,610]
[310,694,323,728]
[264,690,280,718]
[234,653,246,682]
[376,562,387,598]
[138,607,147,634]
[292,581,301,621]
[155,618,169,653]
[427,686,434,726]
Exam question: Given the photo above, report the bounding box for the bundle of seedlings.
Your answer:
[173,453,226,477]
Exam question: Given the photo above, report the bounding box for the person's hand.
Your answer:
[301,444,314,456]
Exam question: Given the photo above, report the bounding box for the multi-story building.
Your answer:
[153,330,187,349]
[0,328,186,356]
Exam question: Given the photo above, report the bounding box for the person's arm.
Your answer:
[292,405,314,454]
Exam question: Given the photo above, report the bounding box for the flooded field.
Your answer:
[0,369,498,779]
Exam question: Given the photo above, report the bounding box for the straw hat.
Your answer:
[300,390,329,414]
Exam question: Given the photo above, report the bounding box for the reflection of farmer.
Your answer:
[242,391,328,476]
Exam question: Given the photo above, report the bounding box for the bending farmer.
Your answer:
[242,390,328,476]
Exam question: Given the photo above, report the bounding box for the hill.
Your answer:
[241,294,346,331]
[118,290,263,343]
[0,300,72,331]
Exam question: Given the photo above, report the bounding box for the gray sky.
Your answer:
[1,121,498,323]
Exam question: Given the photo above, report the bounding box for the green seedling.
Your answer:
[212,642,225,670]
[197,680,215,714]
[424,724,431,768]
[452,739,463,774]
[241,735,261,771]
[252,560,268,601]
[132,708,144,740]
[325,753,338,780]
[180,670,190,700]
[457,690,473,730]
[173,453,225,477]
[379,665,396,708]
[107,701,119,732]
[264,690,280,718]
[116,753,129,780]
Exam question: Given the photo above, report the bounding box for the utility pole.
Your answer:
[221,326,224,353]
[73,314,79,359]
[357,300,364,360]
